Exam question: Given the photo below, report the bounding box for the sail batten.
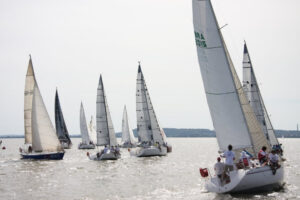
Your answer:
[192,0,270,155]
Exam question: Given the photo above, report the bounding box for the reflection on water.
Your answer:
[0,138,299,199]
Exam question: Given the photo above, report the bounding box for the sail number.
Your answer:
[195,31,207,48]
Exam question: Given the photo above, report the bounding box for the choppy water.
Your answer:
[0,138,299,200]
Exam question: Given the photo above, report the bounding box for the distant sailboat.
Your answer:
[193,0,283,193]
[78,102,95,149]
[121,105,137,148]
[242,42,280,149]
[88,116,97,144]
[132,63,169,157]
[55,89,72,149]
[88,75,120,161]
[21,56,64,159]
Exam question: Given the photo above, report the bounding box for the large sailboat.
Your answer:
[132,63,168,157]
[55,89,72,149]
[242,42,281,150]
[121,105,137,148]
[87,75,120,161]
[193,0,283,193]
[21,56,64,159]
[78,102,95,149]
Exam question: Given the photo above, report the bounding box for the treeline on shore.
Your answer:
[1,128,300,138]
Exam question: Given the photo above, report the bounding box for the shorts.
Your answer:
[224,165,234,172]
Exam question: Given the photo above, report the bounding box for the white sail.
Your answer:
[192,0,270,155]
[136,65,165,145]
[96,75,117,146]
[80,102,91,145]
[31,85,62,152]
[88,116,97,144]
[121,105,136,144]
[242,43,279,146]
[24,56,36,144]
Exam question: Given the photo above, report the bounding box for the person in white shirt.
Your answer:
[268,149,280,175]
[222,144,235,172]
[214,157,225,184]
[239,150,250,168]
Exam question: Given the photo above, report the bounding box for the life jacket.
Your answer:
[199,168,209,178]
[243,158,249,167]
[258,150,266,160]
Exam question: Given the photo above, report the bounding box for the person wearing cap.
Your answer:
[214,157,225,185]
[269,149,280,175]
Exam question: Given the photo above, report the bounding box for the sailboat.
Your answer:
[193,0,283,193]
[78,102,95,149]
[87,75,120,161]
[21,56,64,159]
[132,63,168,157]
[121,105,137,148]
[55,89,72,149]
[242,42,281,152]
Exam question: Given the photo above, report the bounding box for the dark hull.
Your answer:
[21,152,64,160]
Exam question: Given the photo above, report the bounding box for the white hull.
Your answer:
[205,165,284,193]
[89,151,120,161]
[132,146,167,157]
[78,143,95,149]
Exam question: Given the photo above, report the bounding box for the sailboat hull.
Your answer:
[89,151,120,161]
[133,146,167,157]
[21,152,65,160]
[205,165,284,193]
[78,143,95,149]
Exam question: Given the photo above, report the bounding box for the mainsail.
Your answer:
[192,0,270,155]
[32,85,62,152]
[96,75,117,146]
[121,105,136,144]
[80,102,91,145]
[136,64,165,145]
[24,56,36,144]
[242,42,279,146]
[55,89,72,145]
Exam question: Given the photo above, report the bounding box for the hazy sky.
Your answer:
[0,0,299,135]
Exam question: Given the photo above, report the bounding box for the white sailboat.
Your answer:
[121,105,137,148]
[192,0,283,193]
[88,75,120,161]
[55,89,72,149]
[78,102,95,149]
[242,42,281,151]
[21,56,64,159]
[132,63,168,157]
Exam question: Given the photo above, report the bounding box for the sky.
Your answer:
[0,0,300,135]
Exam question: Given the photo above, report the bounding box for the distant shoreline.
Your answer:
[1,128,300,138]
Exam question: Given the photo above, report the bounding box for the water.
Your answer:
[0,138,299,200]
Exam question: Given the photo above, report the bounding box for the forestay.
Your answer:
[24,56,36,144]
[96,75,117,146]
[121,105,136,144]
[242,43,279,146]
[80,103,91,145]
[55,89,71,144]
[32,85,62,152]
[136,65,165,145]
[192,0,270,155]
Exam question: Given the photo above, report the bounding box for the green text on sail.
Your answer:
[195,32,207,48]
